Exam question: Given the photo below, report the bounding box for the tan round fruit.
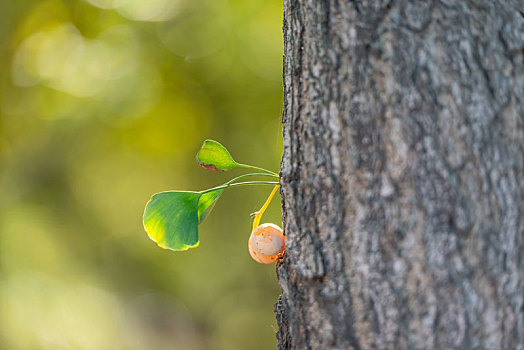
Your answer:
[248,223,284,264]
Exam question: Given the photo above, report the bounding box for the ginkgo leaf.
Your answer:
[198,189,222,223]
[143,189,222,251]
[196,139,238,171]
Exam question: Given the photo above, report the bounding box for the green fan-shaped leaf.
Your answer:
[198,189,222,223]
[196,139,238,171]
[143,189,222,251]
[143,191,200,251]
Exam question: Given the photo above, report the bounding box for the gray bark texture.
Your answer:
[276,1,524,349]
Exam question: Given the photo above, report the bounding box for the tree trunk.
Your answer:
[276,1,524,349]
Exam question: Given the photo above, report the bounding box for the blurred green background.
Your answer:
[0,0,283,349]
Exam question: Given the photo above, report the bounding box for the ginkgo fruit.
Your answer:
[248,223,284,264]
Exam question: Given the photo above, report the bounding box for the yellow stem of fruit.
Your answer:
[252,185,280,231]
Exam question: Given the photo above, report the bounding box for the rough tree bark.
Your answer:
[276,1,524,349]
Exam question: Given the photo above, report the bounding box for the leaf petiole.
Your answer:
[225,173,279,184]
[237,163,279,176]
[201,181,279,194]
[200,173,278,195]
